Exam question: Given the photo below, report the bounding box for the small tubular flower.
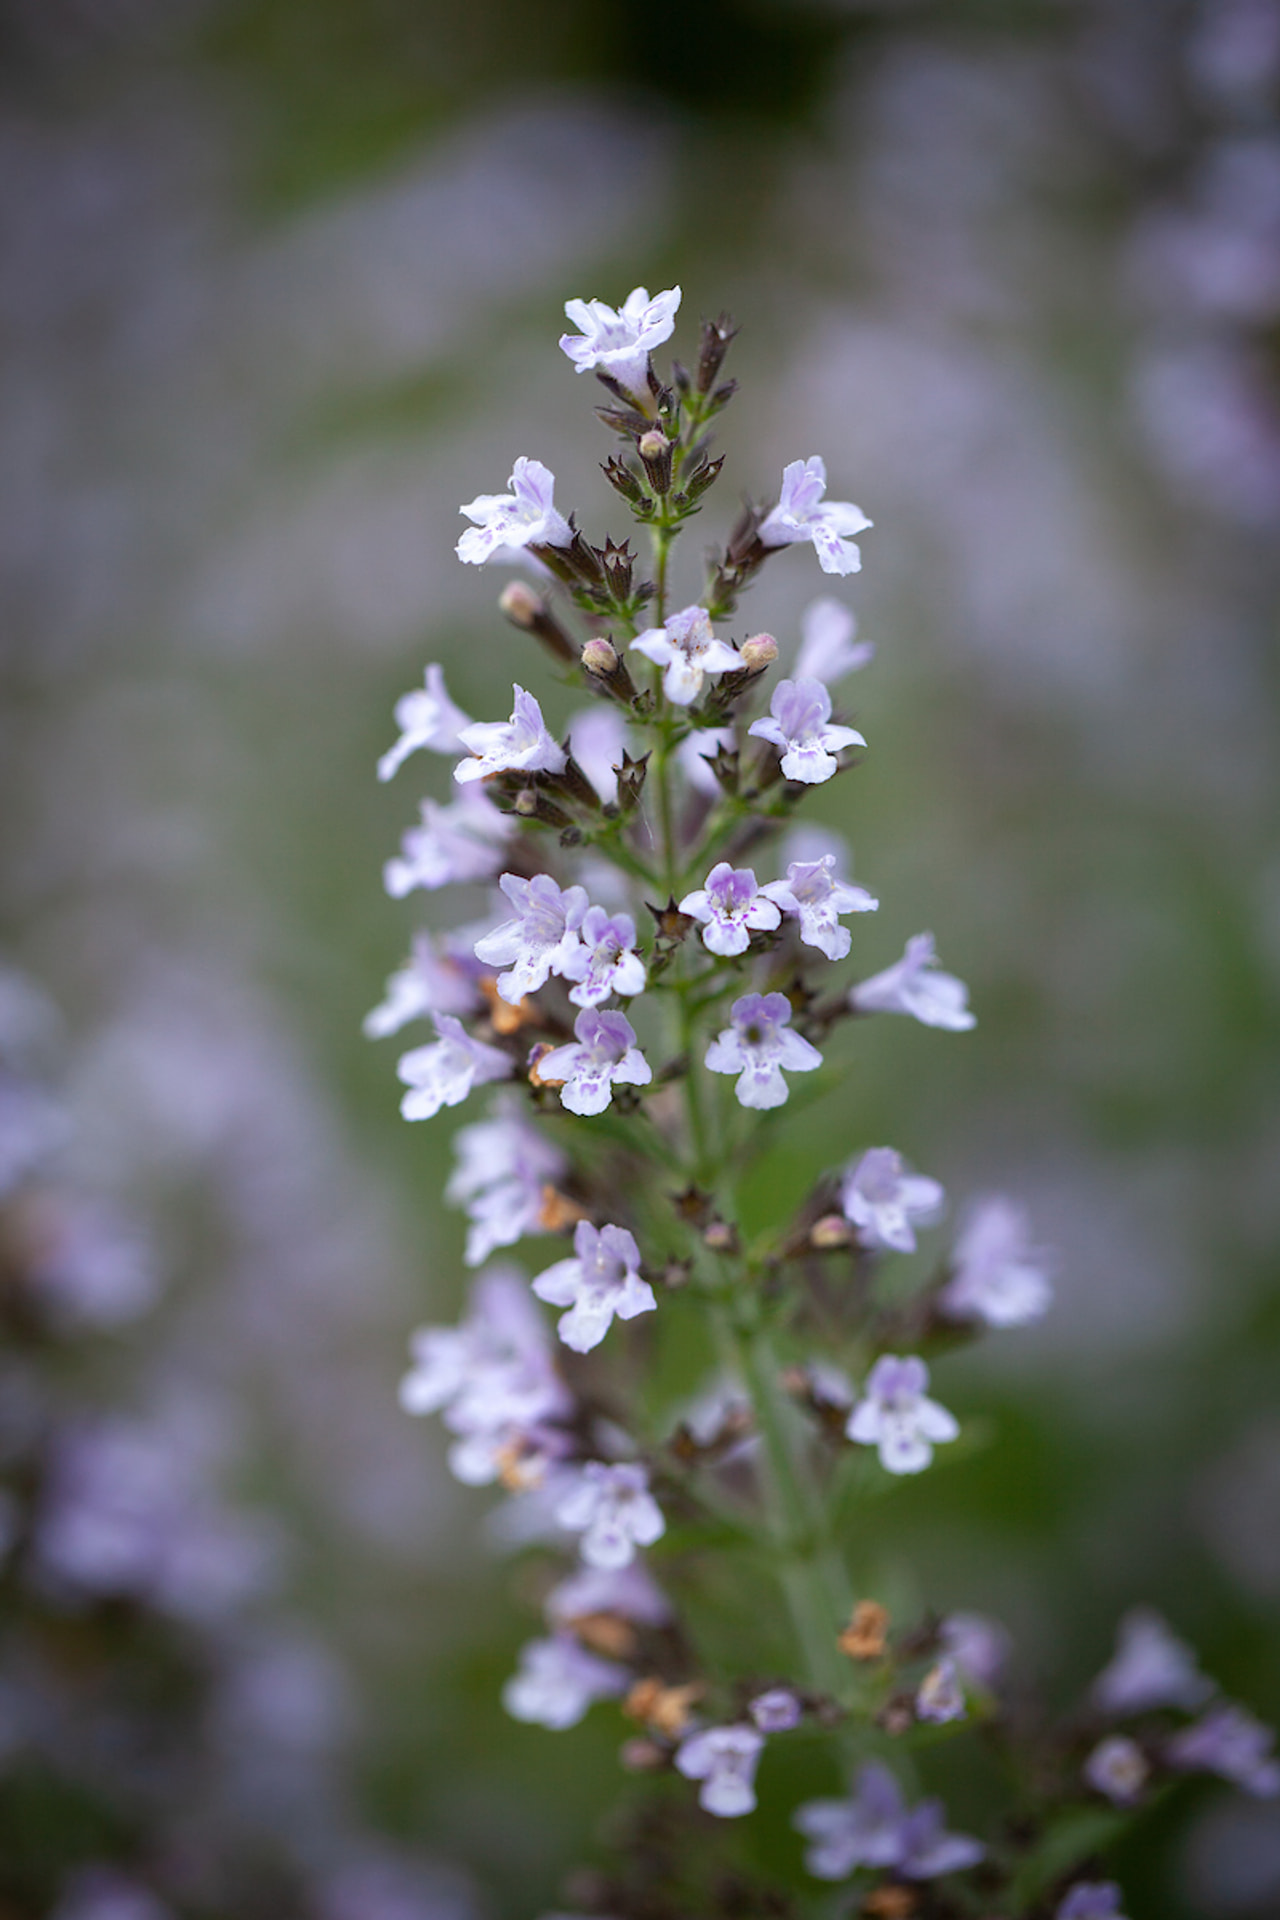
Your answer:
[748,676,865,784]
[454,685,567,785]
[567,707,628,805]
[1084,1735,1149,1806]
[554,1461,665,1569]
[846,1355,959,1474]
[536,1010,651,1117]
[850,932,976,1030]
[532,1221,656,1354]
[939,1195,1055,1327]
[1058,1888,1129,1920]
[363,932,482,1039]
[559,285,681,396]
[840,1148,945,1254]
[544,1561,672,1631]
[794,1762,982,1881]
[473,873,589,1005]
[761,855,878,961]
[795,596,874,682]
[704,992,822,1110]
[446,1096,568,1268]
[377,664,472,781]
[456,457,571,565]
[560,907,646,1008]
[679,864,781,958]
[383,789,512,897]
[502,1634,628,1730]
[749,1688,802,1733]
[916,1658,966,1724]
[1091,1607,1213,1717]
[1166,1704,1280,1796]
[630,605,741,707]
[395,1016,511,1121]
[758,456,872,576]
[675,1724,765,1818]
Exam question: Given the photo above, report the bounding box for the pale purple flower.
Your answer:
[502,1633,628,1730]
[399,1266,570,1487]
[1167,1703,1280,1796]
[544,1560,672,1630]
[473,873,589,1004]
[456,458,571,565]
[841,1148,945,1254]
[939,1196,1055,1328]
[748,677,865,784]
[1057,1884,1128,1920]
[850,933,976,1031]
[568,706,628,805]
[537,1010,652,1117]
[363,930,484,1038]
[447,1096,568,1268]
[50,1868,174,1920]
[630,605,741,707]
[22,1195,159,1330]
[795,597,874,682]
[704,992,822,1110]
[454,684,567,785]
[559,285,682,396]
[676,726,736,796]
[533,1221,656,1353]
[758,456,872,576]
[395,1015,511,1121]
[940,1612,1010,1691]
[749,1688,802,1733]
[561,908,647,1008]
[1085,1735,1149,1805]
[383,788,512,897]
[555,1461,665,1569]
[917,1658,966,1724]
[377,663,471,781]
[846,1355,959,1475]
[794,1763,983,1881]
[1091,1607,1213,1716]
[675,1724,764,1818]
[679,863,781,958]
[760,855,878,961]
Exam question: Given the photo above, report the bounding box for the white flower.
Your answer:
[676,726,736,797]
[749,1688,802,1733]
[795,597,874,682]
[395,1016,511,1120]
[758,456,872,576]
[446,1096,568,1268]
[473,873,589,1005]
[846,1355,959,1475]
[560,908,647,1008]
[1091,1608,1213,1716]
[630,605,742,707]
[456,457,571,565]
[747,677,865,784]
[840,1148,945,1254]
[555,1461,665,1568]
[559,285,682,396]
[916,1658,966,1724]
[454,685,567,785]
[1084,1735,1149,1806]
[850,933,976,1031]
[760,855,878,962]
[679,863,781,957]
[567,706,628,805]
[383,789,512,897]
[533,1221,656,1353]
[545,1560,672,1631]
[704,992,822,1110]
[675,1724,765,1818]
[537,1010,652,1117]
[377,664,471,781]
[502,1634,628,1730]
[939,1196,1055,1327]
[363,929,484,1038]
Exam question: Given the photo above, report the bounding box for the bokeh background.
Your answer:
[1,1,1279,1915]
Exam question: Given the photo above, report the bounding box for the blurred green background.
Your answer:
[1,0,1278,1914]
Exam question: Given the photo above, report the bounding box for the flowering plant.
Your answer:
[371,288,1277,1918]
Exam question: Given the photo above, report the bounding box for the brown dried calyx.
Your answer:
[838,1599,890,1662]
[623,1677,704,1739]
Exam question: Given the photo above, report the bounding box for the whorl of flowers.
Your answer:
[368,286,1276,1912]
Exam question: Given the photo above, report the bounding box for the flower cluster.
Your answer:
[368,283,1277,1916]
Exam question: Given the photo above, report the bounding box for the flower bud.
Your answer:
[514,788,540,816]
[637,428,673,493]
[703,1220,739,1255]
[739,632,778,673]
[499,581,542,628]
[582,638,619,676]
